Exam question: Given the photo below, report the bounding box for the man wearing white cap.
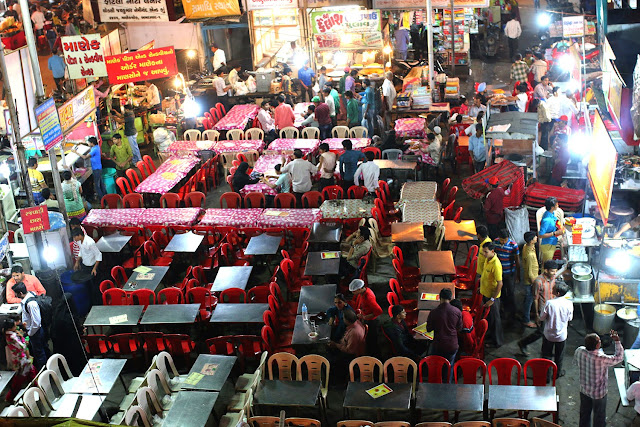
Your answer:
[349,277,383,355]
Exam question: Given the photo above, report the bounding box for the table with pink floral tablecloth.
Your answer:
[294,102,313,127]
[256,208,322,228]
[199,208,264,227]
[323,138,371,153]
[252,155,285,174]
[83,208,146,228]
[266,139,320,155]
[137,208,202,227]
[395,118,426,138]
[135,156,200,194]
[239,183,277,197]
[165,140,216,154]
[213,139,264,153]
[213,104,260,131]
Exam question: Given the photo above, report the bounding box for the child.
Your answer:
[3,319,35,401]
[459,96,470,116]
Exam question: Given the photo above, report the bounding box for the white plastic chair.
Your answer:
[226,129,245,141]
[245,128,264,141]
[38,370,66,410]
[23,387,52,417]
[279,127,299,139]
[46,353,78,393]
[14,228,25,243]
[301,127,320,139]
[156,351,184,391]
[5,406,29,417]
[382,149,403,160]
[183,129,201,141]
[202,129,220,141]
[124,405,151,427]
[350,126,369,138]
[147,369,175,410]
[332,126,349,138]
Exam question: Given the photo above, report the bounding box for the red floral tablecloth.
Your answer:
[252,155,284,174]
[83,208,146,228]
[256,208,322,228]
[213,104,260,131]
[403,139,437,165]
[323,138,371,153]
[135,156,200,194]
[199,208,264,227]
[166,140,216,153]
[267,139,320,155]
[395,118,426,138]
[138,208,202,226]
[239,183,277,196]
[294,102,313,127]
[213,139,263,153]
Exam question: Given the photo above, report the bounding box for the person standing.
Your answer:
[394,26,411,60]
[31,5,46,36]
[210,43,226,72]
[359,79,375,137]
[317,143,337,191]
[504,13,521,61]
[313,96,332,140]
[339,68,350,94]
[522,231,539,328]
[5,265,46,304]
[339,139,365,190]
[468,124,486,173]
[539,197,564,263]
[122,105,141,163]
[47,48,66,91]
[274,95,295,130]
[322,87,337,127]
[350,277,382,355]
[281,149,317,207]
[530,53,548,87]
[381,72,396,130]
[13,282,48,369]
[479,242,503,347]
[282,68,295,105]
[575,331,623,427]
[475,225,492,285]
[213,69,231,112]
[354,151,380,194]
[298,61,315,102]
[27,157,46,204]
[345,91,360,128]
[72,228,102,305]
[3,319,36,401]
[540,282,573,378]
[510,54,529,86]
[493,229,520,320]
[142,80,161,113]
[258,100,277,143]
[484,177,505,239]
[627,380,640,426]
[345,69,358,93]
[61,170,85,220]
[317,66,329,94]
[74,136,105,202]
[427,288,463,376]
[109,134,132,177]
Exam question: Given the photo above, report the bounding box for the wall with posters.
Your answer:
[182,0,240,19]
[96,0,169,22]
[311,9,383,50]
[125,22,202,50]
[61,34,108,79]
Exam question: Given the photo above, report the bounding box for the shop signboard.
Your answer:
[182,0,240,19]
[61,34,108,80]
[247,0,297,10]
[97,0,169,22]
[373,0,489,8]
[588,109,617,225]
[20,206,50,234]
[562,15,585,38]
[311,9,383,49]
[305,0,366,7]
[35,98,64,152]
[58,86,96,133]
[105,47,178,84]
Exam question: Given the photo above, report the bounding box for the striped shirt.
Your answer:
[493,238,519,274]
[574,340,623,399]
[533,274,555,311]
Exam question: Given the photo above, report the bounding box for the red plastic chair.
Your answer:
[443,186,458,207]
[470,319,488,360]
[136,161,150,179]
[123,193,144,208]
[452,207,463,222]
[418,355,451,384]
[392,246,420,278]
[275,193,296,208]
[109,333,140,359]
[392,259,419,292]
[151,231,175,258]
[247,286,271,303]
[160,193,181,208]
[82,335,112,357]
[206,336,235,356]
[101,194,122,209]
[115,177,133,196]
[163,334,196,365]
[143,155,156,173]
[455,245,479,279]
[220,192,241,208]
[137,332,166,359]
[279,258,313,296]
[99,280,116,294]
[302,191,324,208]
[130,289,156,309]
[220,287,247,303]
[215,102,227,116]
[103,288,129,305]
[269,281,298,315]
[125,169,142,187]
[371,207,391,237]
[186,287,217,321]
[261,325,295,354]
[438,178,451,204]
[347,186,367,199]
[143,241,173,267]
[388,279,418,311]
[232,335,264,369]
[453,358,487,384]
[157,287,184,304]
[524,358,558,386]
[184,191,205,208]
[244,192,266,208]
[442,201,456,220]
[378,180,393,205]
[488,358,522,385]
[362,147,381,159]
[321,185,344,200]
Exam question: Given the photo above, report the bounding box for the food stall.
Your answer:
[484,111,539,178]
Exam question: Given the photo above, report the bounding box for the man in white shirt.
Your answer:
[213,68,231,112]
[72,228,103,305]
[144,80,161,113]
[559,90,578,122]
[317,142,336,191]
[354,151,380,193]
[281,149,317,207]
[382,71,397,130]
[626,380,640,425]
[540,282,573,378]
[322,87,336,127]
[258,100,277,143]
[31,6,46,34]
[504,13,521,61]
[210,43,226,72]
[13,282,48,368]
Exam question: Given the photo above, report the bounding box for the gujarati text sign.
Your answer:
[105,47,178,84]
[311,9,381,34]
[97,0,168,22]
[58,86,96,133]
[35,98,64,151]
[21,206,50,234]
[61,34,108,79]
[247,0,297,9]
[373,0,489,7]
[182,0,240,19]
[563,15,585,38]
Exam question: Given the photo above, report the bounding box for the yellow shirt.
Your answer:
[480,254,503,298]
[522,244,538,285]
[28,168,45,191]
[476,236,492,275]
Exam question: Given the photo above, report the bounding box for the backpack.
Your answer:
[25,294,53,330]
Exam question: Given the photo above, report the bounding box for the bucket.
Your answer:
[593,303,617,335]
[572,273,593,298]
[60,270,90,317]
[625,318,640,349]
[102,168,117,195]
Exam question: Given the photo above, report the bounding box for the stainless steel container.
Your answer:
[572,273,593,298]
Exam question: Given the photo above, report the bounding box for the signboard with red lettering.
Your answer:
[61,34,108,80]
[105,47,178,84]
[310,9,383,50]
[20,206,50,234]
[246,0,297,10]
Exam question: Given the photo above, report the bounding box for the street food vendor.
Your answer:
[613,215,640,239]
[213,69,231,112]
[142,80,161,113]
[210,43,226,73]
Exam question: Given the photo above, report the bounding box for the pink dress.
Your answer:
[5,330,35,401]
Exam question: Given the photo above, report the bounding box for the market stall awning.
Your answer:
[461,160,525,208]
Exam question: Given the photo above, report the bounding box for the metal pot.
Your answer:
[572,273,593,298]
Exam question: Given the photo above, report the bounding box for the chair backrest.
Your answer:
[244,192,266,208]
[220,287,247,303]
[245,128,264,140]
[362,147,381,159]
[373,423,410,427]
[136,161,150,180]
[332,126,349,138]
[453,358,487,385]
[488,358,522,385]
[347,185,367,199]
[349,356,383,382]
[203,129,220,141]
[415,423,453,427]
[418,355,451,384]
[111,265,128,287]
[267,352,299,380]
[38,369,65,403]
[279,127,299,139]
[523,358,557,386]
[123,193,144,208]
[184,129,201,141]
[383,356,417,393]
[131,289,156,308]
[247,285,271,303]
[146,368,172,403]
[101,193,123,209]
[116,177,133,195]
[160,193,181,208]
[126,169,142,188]
[301,127,320,139]
[350,126,368,138]
[206,336,234,355]
[103,287,128,305]
[274,193,296,208]
[157,287,184,304]
[156,351,179,380]
[285,418,321,427]
[23,386,52,417]
[245,149,261,167]
[46,353,74,382]
[531,418,560,427]
[136,386,163,419]
[382,149,403,160]
[492,419,530,427]
[227,129,245,140]
[302,191,323,208]
[454,423,491,427]
[5,406,29,417]
[321,185,344,201]
[220,192,241,208]
[185,191,205,208]
[297,354,329,391]
[337,422,375,427]
[125,405,151,427]
[143,155,157,173]
[249,416,281,427]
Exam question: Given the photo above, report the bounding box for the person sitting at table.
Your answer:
[317,142,337,191]
[340,226,372,280]
[300,104,319,128]
[109,133,133,177]
[261,164,290,206]
[349,277,382,355]
[274,94,295,130]
[384,305,428,361]
[327,293,355,341]
[257,100,277,144]
[280,149,317,207]
[40,188,59,210]
[327,308,366,379]
[450,298,475,356]
[420,133,441,169]
[232,162,259,194]
[354,151,380,194]
[458,95,470,116]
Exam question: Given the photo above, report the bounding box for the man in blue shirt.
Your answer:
[339,139,365,191]
[394,27,411,60]
[494,228,520,320]
[47,48,66,91]
[74,136,106,201]
[298,61,315,102]
[359,79,375,137]
[468,124,486,172]
[539,197,563,263]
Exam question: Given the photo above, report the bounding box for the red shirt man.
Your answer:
[314,102,331,126]
[484,176,505,226]
[349,279,382,321]
[274,97,295,130]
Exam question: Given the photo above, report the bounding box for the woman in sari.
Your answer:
[3,319,35,401]
[61,170,86,220]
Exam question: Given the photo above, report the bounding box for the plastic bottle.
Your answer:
[302,303,308,322]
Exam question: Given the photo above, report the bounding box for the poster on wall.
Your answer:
[182,0,240,19]
[35,98,63,151]
[61,34,108,79]
[311,9,383,49]
[105,47,178,84]
[58,86,96,133]
[588,109,617,225]
[247,0,297,9]
[97,0,168,22]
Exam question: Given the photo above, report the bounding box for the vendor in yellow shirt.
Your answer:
[480,241,503,347]
[28,157,46,204]
[109,134,133,177]
[521,231,539,328]
[475,225,492,280]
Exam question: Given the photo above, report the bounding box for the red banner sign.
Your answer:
[105,47,178,84]
[20,206,50,234]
